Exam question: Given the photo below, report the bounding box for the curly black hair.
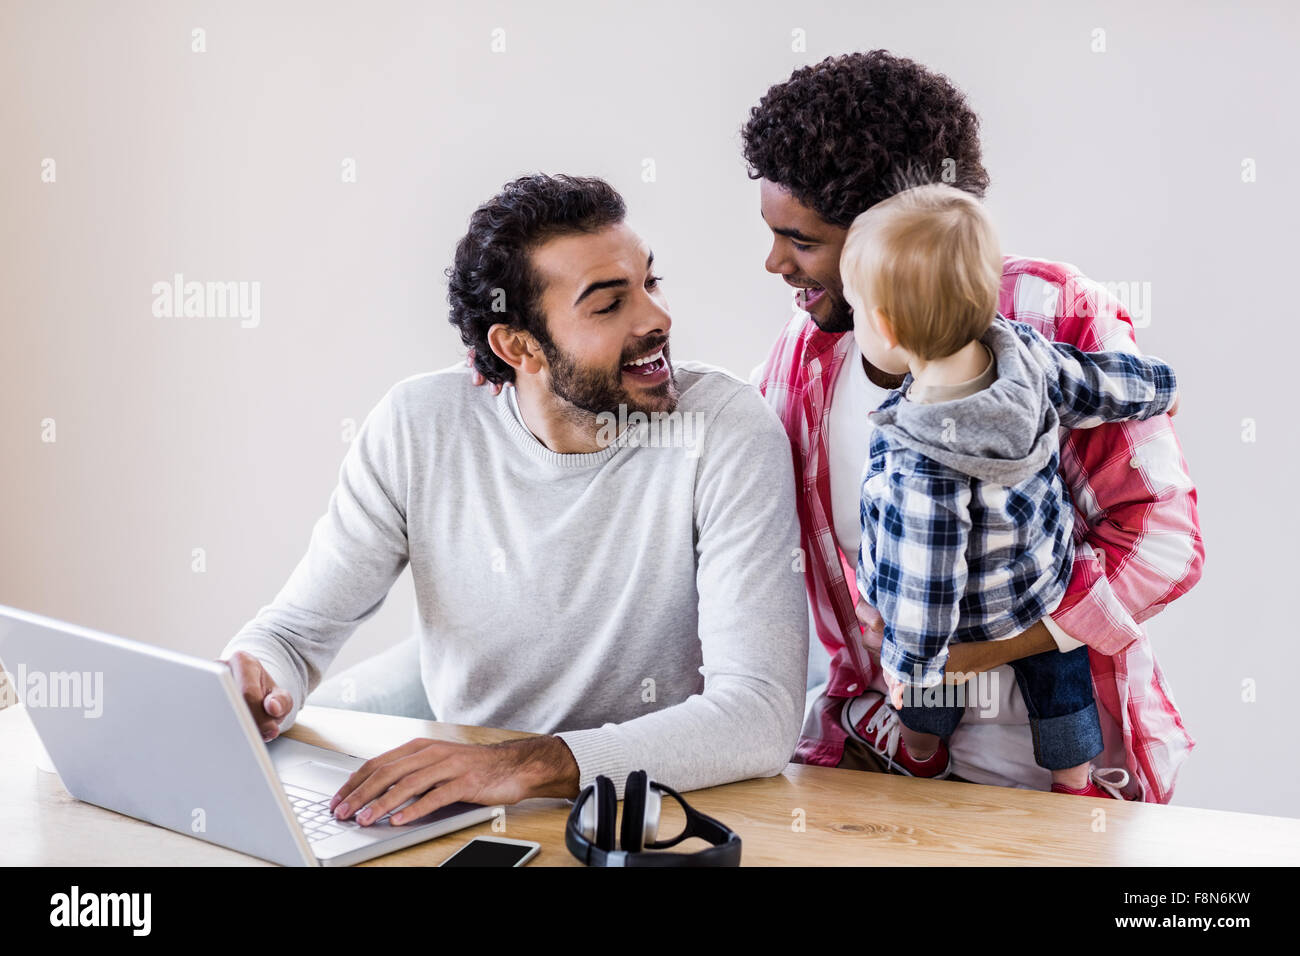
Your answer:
[446,173,626,386]
[741,51,990,227]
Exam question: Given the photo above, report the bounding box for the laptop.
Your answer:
[0,604,497,866]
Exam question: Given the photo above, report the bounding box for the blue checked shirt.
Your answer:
[858,318,1178,689]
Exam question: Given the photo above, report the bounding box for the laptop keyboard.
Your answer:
[283,782,355,843]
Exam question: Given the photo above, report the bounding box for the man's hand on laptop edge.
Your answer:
[225,651,294,742]
[329,735,581,826]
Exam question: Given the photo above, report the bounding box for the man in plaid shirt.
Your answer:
[840,181,1181,797]
[744,52,1204,802]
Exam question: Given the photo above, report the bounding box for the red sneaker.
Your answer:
[840,692,952,779]
[1051,767,1131,799]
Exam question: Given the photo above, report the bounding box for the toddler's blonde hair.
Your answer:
[841,183,1001,360]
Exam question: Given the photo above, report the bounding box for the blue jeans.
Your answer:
[898,645,1103,771]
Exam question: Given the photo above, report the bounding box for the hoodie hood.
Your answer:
[868,315,1060,485]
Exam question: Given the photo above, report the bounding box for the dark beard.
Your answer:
[541,338,679,418]
[806,294,905,387]
[810,291,855,334]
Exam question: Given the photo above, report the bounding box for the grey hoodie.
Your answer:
[867,315,1175,486]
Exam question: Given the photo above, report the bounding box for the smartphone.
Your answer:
[438,836,541,867]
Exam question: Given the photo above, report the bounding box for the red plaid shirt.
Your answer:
[755,255,1205,803]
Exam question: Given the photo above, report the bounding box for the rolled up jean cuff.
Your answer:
[896,701,964,739]
[1029,700,1104,770]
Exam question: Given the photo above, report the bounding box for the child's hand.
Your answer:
[855,600,885,654]
[882,669,906,710]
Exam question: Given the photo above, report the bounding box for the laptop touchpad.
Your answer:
[279,759,355,796]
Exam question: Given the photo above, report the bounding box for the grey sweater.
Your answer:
[221,362,808,798]
[873,315,1177,485]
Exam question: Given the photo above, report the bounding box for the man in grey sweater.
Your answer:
[221,173,807,827]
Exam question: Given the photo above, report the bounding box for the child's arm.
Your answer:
[1008,320,1179,429]
[863,463,973,691]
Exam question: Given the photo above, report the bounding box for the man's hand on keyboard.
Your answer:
[329,735,580,826]
[224,651,294,742]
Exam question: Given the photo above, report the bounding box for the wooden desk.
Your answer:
[2,703,1297,866]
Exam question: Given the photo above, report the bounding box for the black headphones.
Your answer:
[565,770,742,867]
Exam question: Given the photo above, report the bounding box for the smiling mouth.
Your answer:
[621,348,667,377]
[784,279,827,311]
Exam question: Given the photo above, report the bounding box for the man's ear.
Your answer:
[870,307,899,350]
[487,324,546,377]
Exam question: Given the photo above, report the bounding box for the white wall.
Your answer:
[2,0,1295,816]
